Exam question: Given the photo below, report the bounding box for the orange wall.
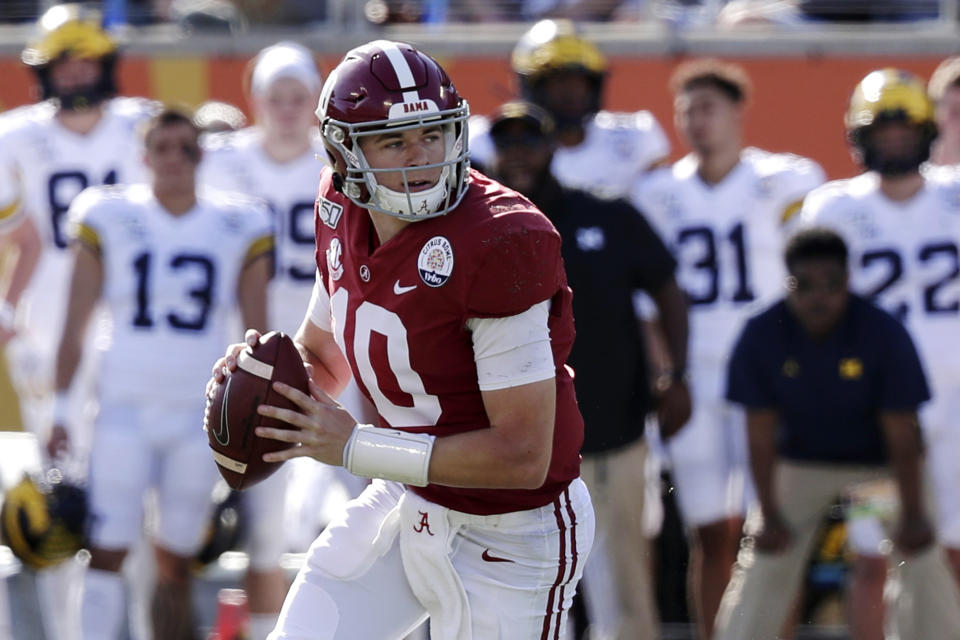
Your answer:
[0,54,947,179]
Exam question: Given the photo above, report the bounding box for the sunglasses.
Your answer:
[491,133,549,150]
[787,275,845,295]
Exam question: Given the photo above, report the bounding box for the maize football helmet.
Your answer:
[1,471,87,570]
[21,3,118,110]
[195,482,248,568]
[511,19,607,130]
[316,40,470,221]
[846,68,937,175]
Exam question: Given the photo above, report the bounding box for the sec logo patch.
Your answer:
[418,236,454,287]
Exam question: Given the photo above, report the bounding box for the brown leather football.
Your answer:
[204,331,310,490]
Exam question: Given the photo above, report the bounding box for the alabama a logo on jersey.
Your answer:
[418,236,454,287]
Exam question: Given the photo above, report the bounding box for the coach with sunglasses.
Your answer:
[716,227,960,639]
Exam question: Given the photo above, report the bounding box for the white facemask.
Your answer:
[369,165,451,219]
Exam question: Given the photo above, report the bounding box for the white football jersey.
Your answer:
[67,183,273,404]
[469,109,670,199]
[633,148,825,368]
[801,170,960,381]
[0,97,157,345]
[199,127,326,334]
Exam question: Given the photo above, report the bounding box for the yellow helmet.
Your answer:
[21,4,118,109]
[511,19,607,80]
[511,20,607,130]
[0,473,88,570]
[846,68,934,131]
[22,3,116,67]
[846,68,937,174]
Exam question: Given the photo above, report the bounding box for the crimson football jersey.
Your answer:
[314,168,583,515]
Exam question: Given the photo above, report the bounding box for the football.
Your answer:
[204,331,310,490]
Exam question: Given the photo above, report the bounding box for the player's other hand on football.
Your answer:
[895,511,934,555]
[656,374,692,440]
[755,510,792,554]
[206,329,262,397]
[255,379,357,467]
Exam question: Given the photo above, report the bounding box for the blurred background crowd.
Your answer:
[0,0,952,29]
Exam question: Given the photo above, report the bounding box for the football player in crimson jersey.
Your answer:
[210,40,595,639]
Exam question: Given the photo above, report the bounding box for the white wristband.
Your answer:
[0,300,14,330]
[342,424,435,487]
[52,391,70,426]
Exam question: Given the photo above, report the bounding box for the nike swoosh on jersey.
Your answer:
[393,280,417,295]
[481,549,514,563]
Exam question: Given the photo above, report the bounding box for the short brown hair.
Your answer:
[928,57,960,103]
[142,107,200,146]
[669,58,753,104]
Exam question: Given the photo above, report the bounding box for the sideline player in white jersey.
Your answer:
[49,108,273,640]
[801,68,960,639]
[469,19,669,199]
[0,4,156,434]
[929,56,960,167]
[0,6,157,639]
[632,59,824,640]
[200,42,368,639]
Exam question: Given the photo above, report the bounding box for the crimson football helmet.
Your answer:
[315,40,470,220]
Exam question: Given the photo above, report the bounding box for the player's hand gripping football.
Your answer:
[206,328,357,468]
[254,379,358,467]
[206,328,262,393]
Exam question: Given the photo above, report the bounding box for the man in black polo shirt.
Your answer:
[487,100,690,640]
[714,228,960,639]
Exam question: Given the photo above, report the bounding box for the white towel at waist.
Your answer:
[398,491,472,640]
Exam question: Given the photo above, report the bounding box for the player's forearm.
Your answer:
[747,409,780,516]
[2,218,42,309]
[54,337,83,396]
[55,245,102,395]
[652,278,689,373]
[427,424,552,490]
[881,411,925,517]
[426,380,555,490]
[237,255,270,333]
